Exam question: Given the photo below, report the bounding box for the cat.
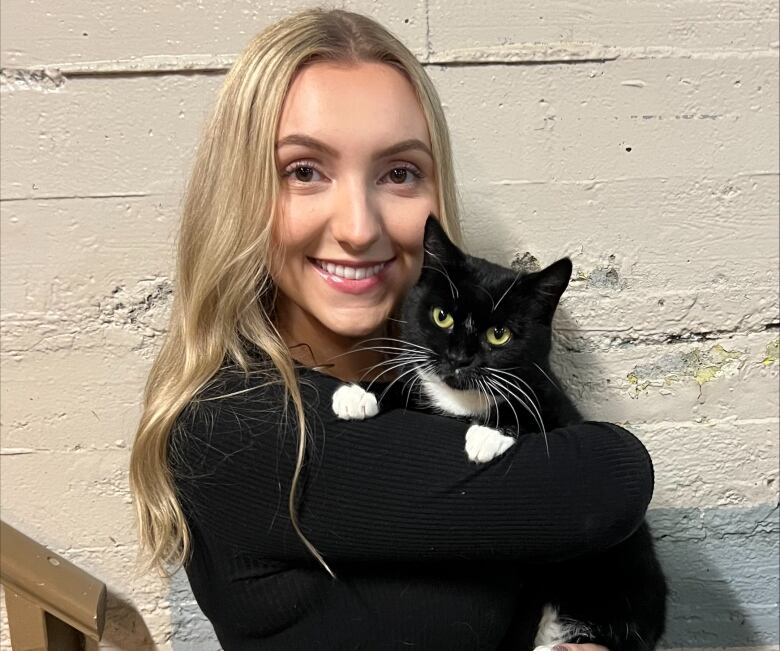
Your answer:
[332,215,667,651]
[331,215,583,460]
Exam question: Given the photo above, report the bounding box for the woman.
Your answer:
[130,8,653,650]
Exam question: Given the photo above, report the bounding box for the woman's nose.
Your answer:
[330,179,382,251]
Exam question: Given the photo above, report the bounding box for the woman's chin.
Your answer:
[325,313,387,339]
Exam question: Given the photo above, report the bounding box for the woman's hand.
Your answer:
[551,645,610,651]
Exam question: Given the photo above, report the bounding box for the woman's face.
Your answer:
[272,61,438,345]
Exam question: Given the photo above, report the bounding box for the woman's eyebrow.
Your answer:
[276,134,433,159]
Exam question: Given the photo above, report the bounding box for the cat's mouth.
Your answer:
[439,368,477,391]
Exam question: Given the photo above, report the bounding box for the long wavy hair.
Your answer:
[129,7,463,578]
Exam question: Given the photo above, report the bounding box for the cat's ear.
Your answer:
[528,257,573,316]
[422,214,464,266]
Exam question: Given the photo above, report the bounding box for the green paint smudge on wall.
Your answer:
[684,344,743,385]
[761,339,779,366]
[626,343,744,396]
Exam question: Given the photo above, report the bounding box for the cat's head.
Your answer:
[399,215,572,391]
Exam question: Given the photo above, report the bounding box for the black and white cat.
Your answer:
[332,215,667,651]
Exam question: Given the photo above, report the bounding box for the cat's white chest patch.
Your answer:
[417,369,491,417]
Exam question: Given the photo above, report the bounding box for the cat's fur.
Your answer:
[332,215,667,650]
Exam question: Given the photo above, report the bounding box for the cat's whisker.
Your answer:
[359,351,431,362]
[480,376,501,425]
[353,350,431,366]
[360,357,429,386]
[483,377,520,436]
[423,247,459,299]
[414,364,439,412]
[486,367,541,405]
[492,269,524,312]
[357,361,429,385]
[356,337,435,353]
[354,355,428,386]
[377,364,429,403]
[471,284,496,311]
[421,265,458,301]
[369,355,429,381]
[401,367,422,402]
[324,345,418,362]
[476,377,495,418]
[476,377,500,429]
[405,364,432,410]
[472,377,489,426]
[486,372,544,429]
[345,344,430,356]
[401,366,422,406]
[532,362,563,393]
[355,351,429,371]
[486,373,549,457]
[488,381,548,460]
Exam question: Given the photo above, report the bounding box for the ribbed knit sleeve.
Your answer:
[170,364,654,567]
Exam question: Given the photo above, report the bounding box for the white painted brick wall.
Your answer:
[1,1,777,648]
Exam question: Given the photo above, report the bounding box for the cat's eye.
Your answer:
[486,326,511,346]
[431,307,454,329]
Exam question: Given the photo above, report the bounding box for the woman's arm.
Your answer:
[170,368,653,564]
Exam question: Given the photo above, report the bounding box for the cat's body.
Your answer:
[332,216,667,650]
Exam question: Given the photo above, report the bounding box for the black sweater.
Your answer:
[169,360,654,650]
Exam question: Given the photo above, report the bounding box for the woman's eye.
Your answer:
[485,326,511,346]
[431,306,454,329]
[283,162,324,183]
[382,165,423,185]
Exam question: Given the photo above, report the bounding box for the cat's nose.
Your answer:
[447,353,471,370]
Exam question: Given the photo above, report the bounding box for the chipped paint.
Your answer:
[761,339,779,366]
[627,343,745,395]
[586,265,623,289]
[0,67,66,92]
[571,256,626,290]
[98,278,173,329]
[510,251,541,273]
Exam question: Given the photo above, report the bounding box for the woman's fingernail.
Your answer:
[552,646,568,651]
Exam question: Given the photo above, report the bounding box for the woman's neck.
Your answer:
[275,306,389,383]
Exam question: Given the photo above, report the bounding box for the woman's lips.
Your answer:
[308,257,394,294]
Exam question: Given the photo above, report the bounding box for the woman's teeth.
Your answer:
[314,260,387,280]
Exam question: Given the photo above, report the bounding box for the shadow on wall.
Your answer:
[649,505,780,648]
[168,569,221,651]
[100,591,156,650]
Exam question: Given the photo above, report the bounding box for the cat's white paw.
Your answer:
[332,383,379,420]
[464,424,516,463]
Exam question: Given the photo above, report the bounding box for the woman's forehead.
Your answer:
[276,61,431,155]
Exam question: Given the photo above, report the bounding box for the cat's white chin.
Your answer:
[416,368,494,417]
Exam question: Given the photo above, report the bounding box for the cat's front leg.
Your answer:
[332,383,379,420]
[465,424,516,463]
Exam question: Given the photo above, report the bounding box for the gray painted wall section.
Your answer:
[650,505,780,647]
[167,505,780,649]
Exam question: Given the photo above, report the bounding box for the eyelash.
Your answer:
[281,159,424,185]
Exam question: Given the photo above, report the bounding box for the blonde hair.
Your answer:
[129,7,463,578]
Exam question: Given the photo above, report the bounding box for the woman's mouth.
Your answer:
[308,257,394,294]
